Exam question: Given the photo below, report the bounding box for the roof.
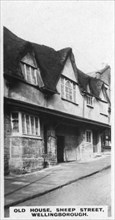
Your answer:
[4,27,110,101]
[96,65,110,74]
[4,27,71,93]
[77,69,106,98]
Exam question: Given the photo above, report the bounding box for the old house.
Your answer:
[4,27,111,175]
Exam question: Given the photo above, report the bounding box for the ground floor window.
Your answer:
[11,112,40,136]
[86,130,92,143]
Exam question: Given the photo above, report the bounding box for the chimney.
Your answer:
[95,71,101,79]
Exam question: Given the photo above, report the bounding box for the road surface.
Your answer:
[5,168,111,217]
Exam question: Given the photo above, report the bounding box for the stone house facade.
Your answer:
[4,27,111,175]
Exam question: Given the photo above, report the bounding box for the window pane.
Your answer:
[87,96,92,105]
[65,81,73,101]
[20,63,26,79]
[61,84,64,98]
[35,117,39,135]
[22,114,26,134]
[31,116,35,135]
[31,67,36,84]
[86,131,91,142]
[26,65,31,83]
[12,113,19,133]
[26,115,30,134]
[73,90,76,103]
[12,112,18,119]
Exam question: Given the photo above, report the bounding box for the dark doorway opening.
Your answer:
[44,125,47,154]
[57,136,64,163]
[93,132,98,153]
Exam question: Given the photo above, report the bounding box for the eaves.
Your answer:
[4,97,111,129]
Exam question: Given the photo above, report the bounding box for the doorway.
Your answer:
[93,132,98,153]
[57,136,64,163]
[44,125,47,154]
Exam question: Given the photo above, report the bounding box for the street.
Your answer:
[5,168,111,217]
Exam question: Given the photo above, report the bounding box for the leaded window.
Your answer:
[86,130,92,143]
[87,95,93,106]
[11,112,40,137]
[20,62,38,85]
[61,76,77,103]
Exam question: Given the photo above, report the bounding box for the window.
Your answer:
[86,130,92,143]
[11,112,40,137]
[87,95,93,106]
[65,80,72,101]
[61,77,77,103]
[20,62,39,85]
[11,113,19,133]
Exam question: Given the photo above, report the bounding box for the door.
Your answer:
[57,136,64,163]
[93,132,98,153]
[44,125,47,154]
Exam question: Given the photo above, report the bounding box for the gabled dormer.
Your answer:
[61,57,77,82]
[20,53,44,87]
[59,56,79,105]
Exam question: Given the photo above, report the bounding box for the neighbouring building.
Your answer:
[4,27,111,175]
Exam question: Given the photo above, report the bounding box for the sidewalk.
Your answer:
[4,154,111,208]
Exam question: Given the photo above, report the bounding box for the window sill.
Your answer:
[100,113,108,117]
[10,134,42,140]
[61,98,79,106]
[86,105,94,109]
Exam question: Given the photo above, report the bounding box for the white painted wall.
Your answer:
[61,57,77,82]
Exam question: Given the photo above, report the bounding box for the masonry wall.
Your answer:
[5,111,58,174]
[4,111,11,175]
[9,137,44,173]
[46,126,57,166]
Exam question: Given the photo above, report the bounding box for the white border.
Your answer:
[0,1,114,220]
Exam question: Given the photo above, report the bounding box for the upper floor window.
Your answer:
[86,130,92,143]
[11,112,40,137]
[61,77,77,103]
[20,62,38,85]
[65,80,73,101]
[87,95,93,106]
[20,53,42,86]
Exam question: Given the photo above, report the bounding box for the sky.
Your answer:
[1,0,114,73]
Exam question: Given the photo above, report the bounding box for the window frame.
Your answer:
[11,112,41,138]
[20,61,39,86]
[85,130,92,143]
[61,76,78,104]
[86,95,93,107]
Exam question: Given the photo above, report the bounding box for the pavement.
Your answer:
[4,153,111,208]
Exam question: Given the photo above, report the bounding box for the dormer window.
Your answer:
[65,80,73,101]
[20,53,41,86]
[61,76,77,104]
[87,95,93,106]
[20,62,38,85]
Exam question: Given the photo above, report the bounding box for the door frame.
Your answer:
[57,135,65,163]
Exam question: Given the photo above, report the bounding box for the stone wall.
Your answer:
[45,126,57,166]
[4,112,11,175]
[9,137,44,173]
